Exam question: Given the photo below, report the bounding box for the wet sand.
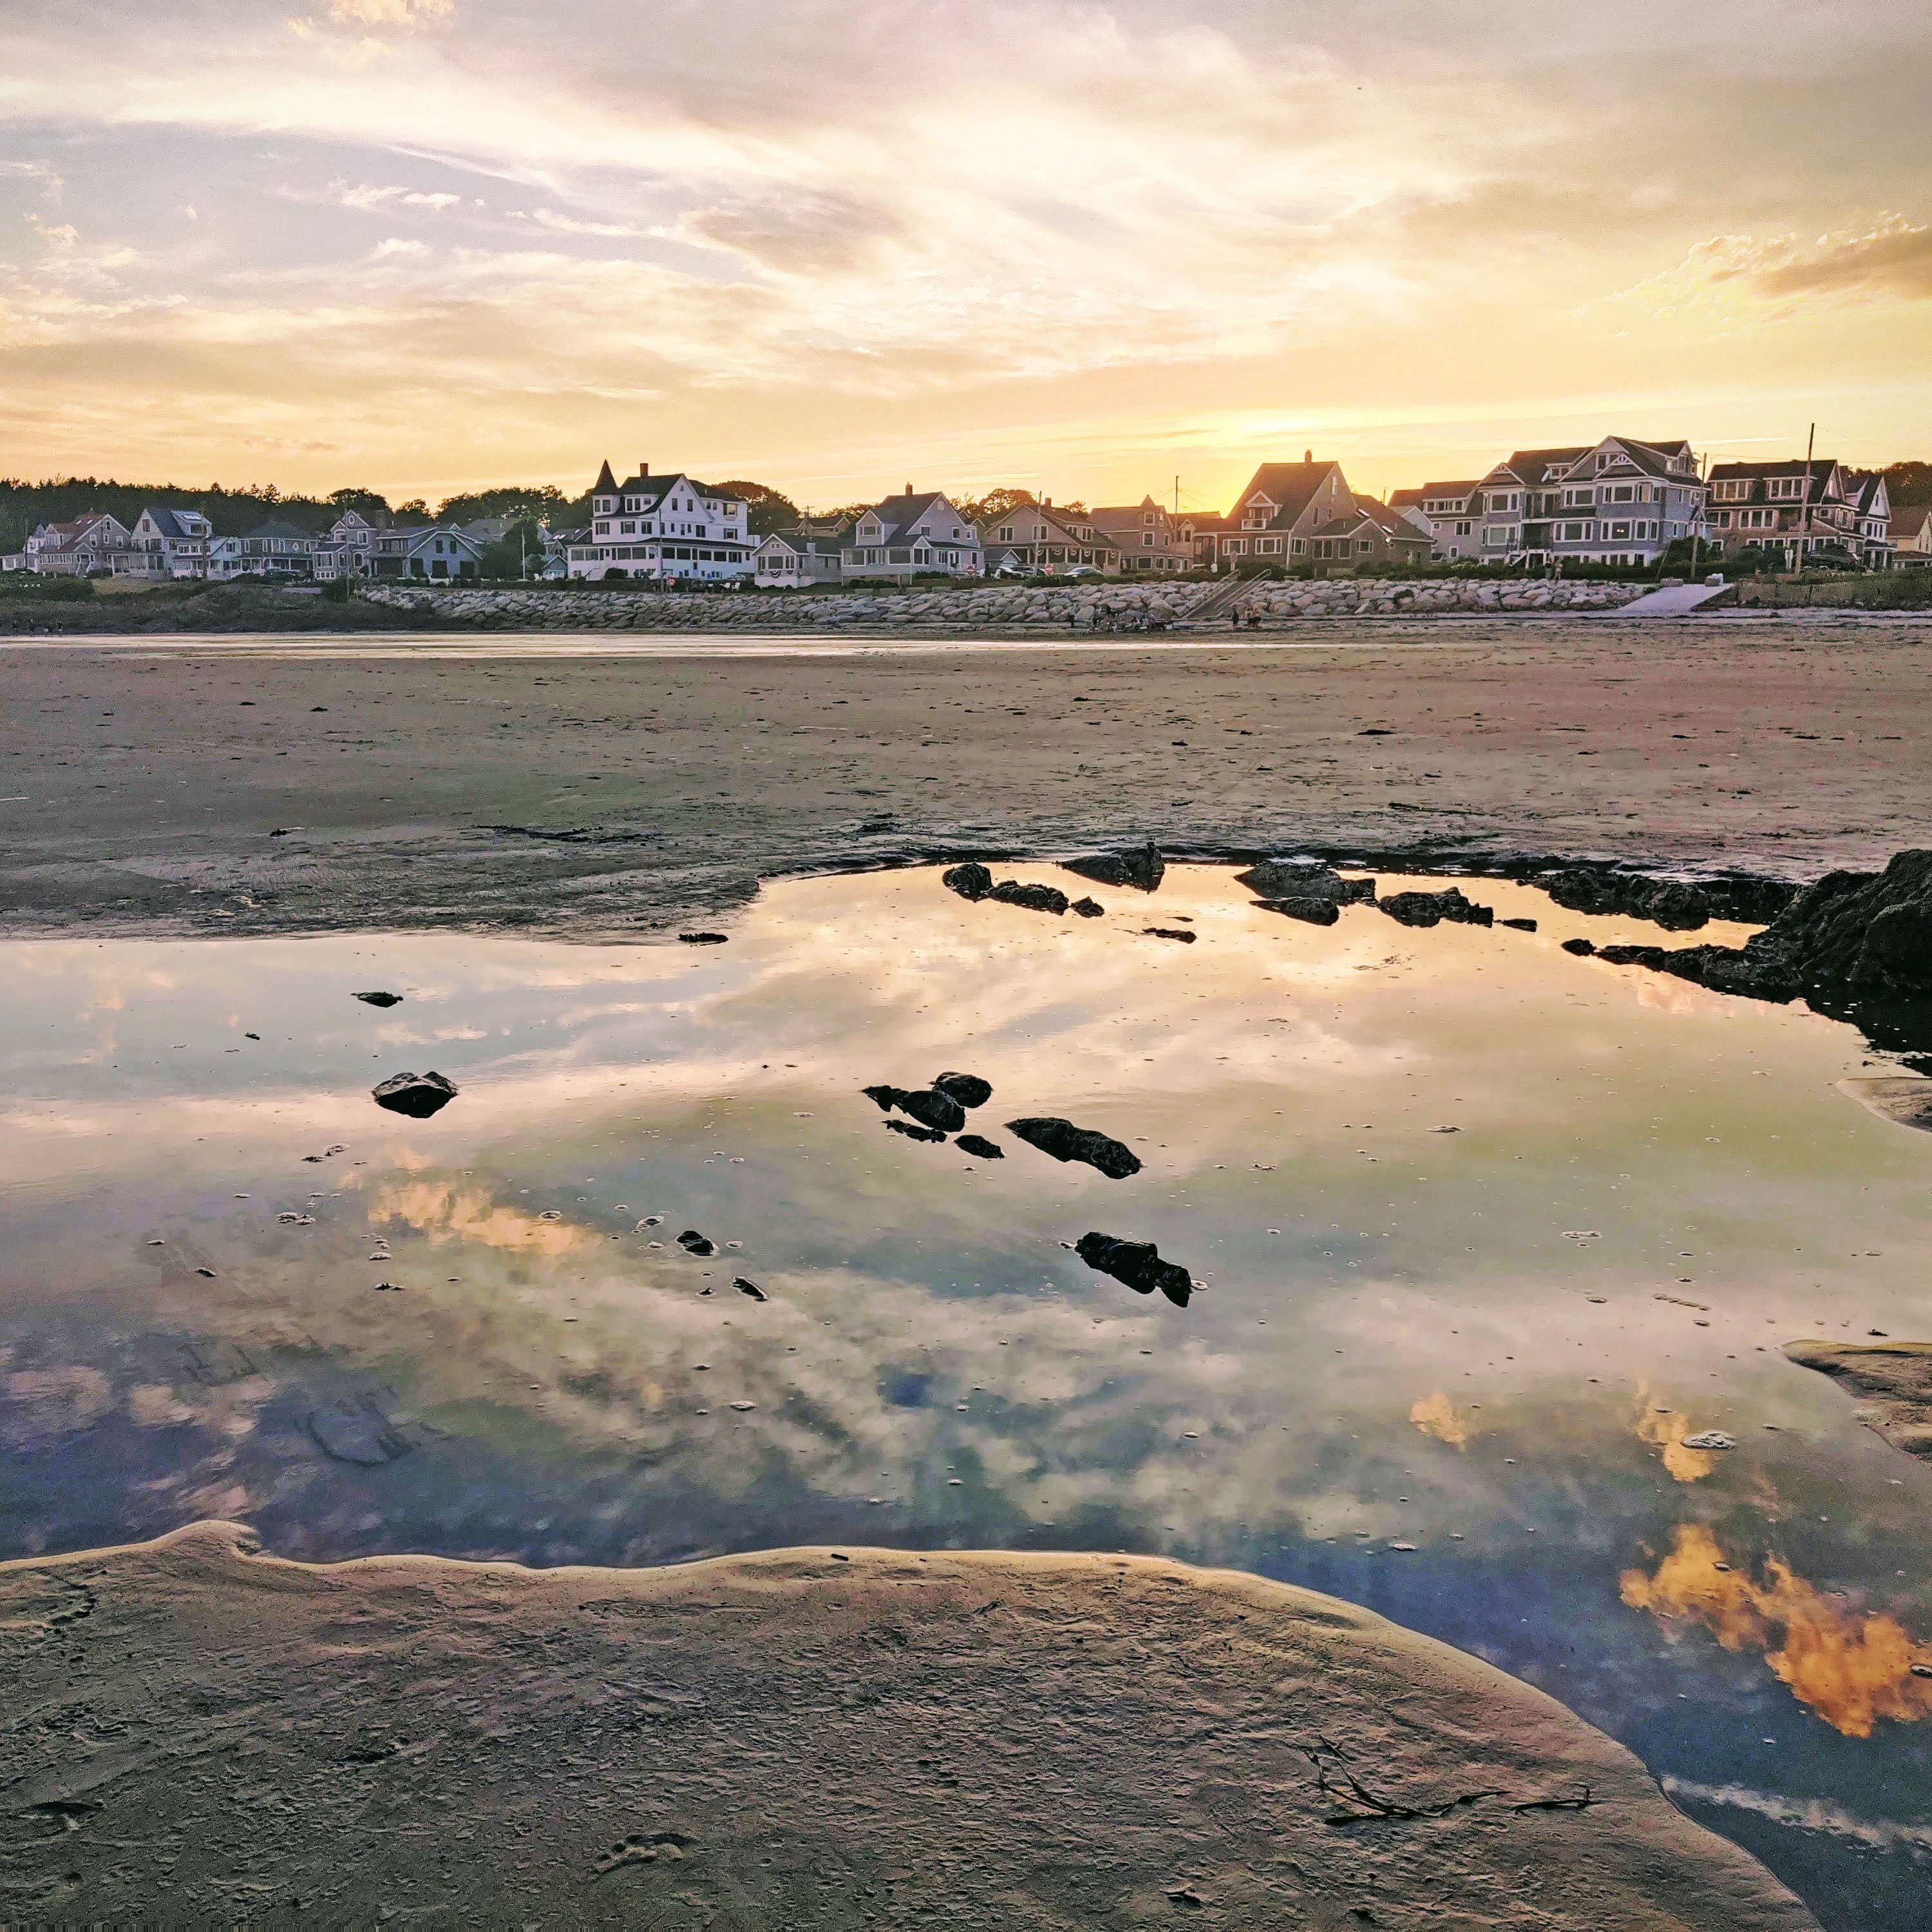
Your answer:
[1786,1341,1932,1461]
[3,616,1929,938]
[1,1522,1816,1928]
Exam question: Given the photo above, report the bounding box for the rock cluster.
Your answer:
[1379,887,1495,929]
[1075,1232,1193,1308]
[1224,579,1643,619]
[1542,869,1712,931]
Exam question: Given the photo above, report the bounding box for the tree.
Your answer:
[477,518,546,580]
[328,487,392,522]
[1882,460,1932,508]
[437,484,576,527]
[956,486,1035,524]
[396,498,429,520]
[716,480,802,536]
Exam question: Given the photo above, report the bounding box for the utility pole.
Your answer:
[1798,422,1815,574]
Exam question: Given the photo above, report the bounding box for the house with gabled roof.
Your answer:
[208,519,317,581]
[1086,497,1188,573]
[131,506,213,578]
[974,497,1110,576]
[1475,436,1706,567]
[27,512,138,576]
[1211,457,1357,571]
[1845,471,1893,569]
[1390,482,1484,560]
[1173,509,1227,569]
[370,524,484,581]
[568,461,755,582]
[844,488,984,580]
[1889,504,1932,567]
[1705,457,1873,566]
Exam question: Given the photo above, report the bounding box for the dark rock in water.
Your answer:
[1501,917,1539,933]
[942,862,994,901]
[734,1277,768,1302]
[677,1229,717,1256]
[1255,896,1340,927]
[864,1084,968,1133]
[886,1119,948,1143]
[1075,1231,1193,1308]
[679,932,730,945]
[1006,1116,1142,1179]
[371,1070,457,1119]
[354,990,403,1008]
[1064,842,1165,893]
[988,879,1069,914]
[1144,927,1197,943]
[1072,897,1106,918]
[1236,859,1375,904]
[955,1133,1005,1159]
[1544,869,1712,932]
[1593,939,1806,1003]
[1753,850,1932,999]
[1379,887,1493,929]
[1785,1340,1932,1462]
[933,1072,992,1109]
[1561,937,1596,956]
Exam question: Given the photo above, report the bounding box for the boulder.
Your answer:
[354,990,404,1009]
[676,1229,717,1256]
[886,1120,948,1143]
[1561,937,1596,956]
[1501,917,1538,932]
[1074,1231,1193,1309]
[1543,870,1711,932]
[1235,860,1374,904]
[371,1070,457,1119]
[1072,898,1105,918]
[955,1133,1005,1160]
[1006,1117,1142,1179]
[1749,850,1932,998]
[1379,888,1494,929]
[933,1072,993,1110]
[942,862,994,901]
[865,1084,968,1133]
[1064,842,1165,893]
[1255,896,1340,927]
[988,880,1070,915]
[1143,927,1197,943]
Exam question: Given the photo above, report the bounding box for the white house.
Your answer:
[207,520,316,581]
[131,506,213,578]
[844,489,983,580]
[755,529,845,587]
[568,462,754,582]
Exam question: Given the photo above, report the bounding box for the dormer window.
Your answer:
[1767,477,1804,501]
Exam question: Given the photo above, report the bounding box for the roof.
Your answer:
[1229,461,1345,531]
[247,520,316,542]
[1392,480,1483,510]
[1605,437,1698,482]
[1889,506,1931,538]
[858,492,980,545]
[141,506,193,540]
[1488,447,1592,487]
[760,531,844,558]
[592,460,618,494]
[614,471,747,508]
[1707,459,1849,506]
[1357,499,1425,539]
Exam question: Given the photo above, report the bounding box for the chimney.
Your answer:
[639,461,649,478]
[1304,448,1313,464]
[904,482,913,497]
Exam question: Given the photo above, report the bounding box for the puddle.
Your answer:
[3,864,1930,1927]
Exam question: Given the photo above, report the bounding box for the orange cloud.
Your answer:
[1409,1391,1474,1450]
[1620,1524,1932,1738]
[1631,1392,1719,1483]
[368,1178,588,1257]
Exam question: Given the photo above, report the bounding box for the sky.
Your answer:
[1,0,1928,513]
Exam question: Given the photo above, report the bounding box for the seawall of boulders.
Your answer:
[359,576,1647,630]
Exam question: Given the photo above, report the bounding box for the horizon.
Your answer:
[3,3,1929,513]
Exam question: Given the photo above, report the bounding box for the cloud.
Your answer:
[1409,1390,1475,1450]
[1629,1390,1721,1483]
[326,0,454,25]
[1620,1524,1932,1738]
[510,207,648,240]
[331,180,465,214]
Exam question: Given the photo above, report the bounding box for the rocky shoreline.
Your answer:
[355,576,1648,630]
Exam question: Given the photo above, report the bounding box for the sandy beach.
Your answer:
[3,616,1929,940]
[1,1521,1818,1928]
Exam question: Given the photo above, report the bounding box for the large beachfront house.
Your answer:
[129,506,213,578]
[1705,459,1889,568]
[844,489,983,580]
[26,512,138,576]
[208,520,316,581]
[569,462,755,582]
[369,525,484,580]
[1473,437,1707,568]
[1209,459,1356,571]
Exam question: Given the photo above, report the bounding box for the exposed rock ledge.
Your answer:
[0,1522,1812,1928]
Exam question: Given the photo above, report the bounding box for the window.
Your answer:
[1609,522,1631,540]
[1454,522,1472,537]
[1563,489,1595,507]
[1484,525,1518,547]
[1487,491,1520,514]
[1767,477,1804,501]
[1256,537,1281,554]
[1743,509,1774,530]
[1558,522,1591,542]
[1142,533,1153,547]
[1606,485,1636,504]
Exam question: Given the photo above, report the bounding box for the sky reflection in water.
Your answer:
[3,865,1931,1926]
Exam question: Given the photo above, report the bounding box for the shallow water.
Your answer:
[3,864,1929,1926]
